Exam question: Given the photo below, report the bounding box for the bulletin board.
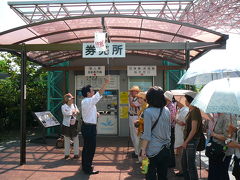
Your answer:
[34,111,60,128]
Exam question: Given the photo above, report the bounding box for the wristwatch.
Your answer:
[225,138,232,145]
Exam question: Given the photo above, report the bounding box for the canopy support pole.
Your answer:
[185,41,190,69]
[185,41,190,90]
[20,44,27,165]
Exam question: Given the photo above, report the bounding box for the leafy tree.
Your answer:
[0,52,47,131]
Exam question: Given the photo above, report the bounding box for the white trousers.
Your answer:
[129,115,140,155]
[64,135,79,156]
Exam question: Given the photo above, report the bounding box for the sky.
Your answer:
[0,0,240,64]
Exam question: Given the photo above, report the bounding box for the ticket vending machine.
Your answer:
[75,75,119,135]
[95,90,118,135]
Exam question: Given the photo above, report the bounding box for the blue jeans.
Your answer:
[182,138,199,180]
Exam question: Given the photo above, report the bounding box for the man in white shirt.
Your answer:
[81,77,110,175]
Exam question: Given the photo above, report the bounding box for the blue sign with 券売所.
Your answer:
[83,43,125,58]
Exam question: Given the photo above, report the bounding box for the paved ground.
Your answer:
[0,136,213,180]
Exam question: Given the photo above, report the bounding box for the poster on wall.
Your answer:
[85,66,105,76]
[97,115,118,134]
[127,66,157,76]
[120,92,129,104]
[76,75,119,90]
[120,106,129,119]
[34,111,60,128]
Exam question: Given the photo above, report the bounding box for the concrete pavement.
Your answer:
[0,137,209,180]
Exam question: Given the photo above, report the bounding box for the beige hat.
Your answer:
[128,86,141,92]
[65,93,75,99]
[164,91,173,101]
[136,92,146,100]
[63,93,74,103]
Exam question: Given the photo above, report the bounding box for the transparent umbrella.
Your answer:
[178,46,240,85]
[191,77,240,115]
[178,60,240,85]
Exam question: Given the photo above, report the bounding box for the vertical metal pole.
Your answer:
[185,41,190,90]
[47,71,51,136]
[163,70,166,91]
[47,71,51,111]
[107,57,110,75]
[63,70,66,93]
[20,44,27,165]
[166,63,170,91]
[185,41,190,70]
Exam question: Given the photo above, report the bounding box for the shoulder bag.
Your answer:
[205,121,225,161]
[151,108,163,131]
[197,125,206,151]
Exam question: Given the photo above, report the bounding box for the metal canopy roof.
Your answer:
[0,14,227,67]
[8,0,240,33]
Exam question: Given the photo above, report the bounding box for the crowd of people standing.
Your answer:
[129,85,240,180]
[60,78,240,179]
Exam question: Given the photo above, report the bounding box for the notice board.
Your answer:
[34,111,60,128]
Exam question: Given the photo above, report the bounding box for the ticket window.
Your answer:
[76,90,118,135]
[128,76,153,92]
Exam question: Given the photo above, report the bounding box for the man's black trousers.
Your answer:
[81,123,97,173]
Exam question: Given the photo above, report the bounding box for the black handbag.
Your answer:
[56,135,64,148]
[197,131,206,151]
[232,156,240,179]
[205,137,225,161]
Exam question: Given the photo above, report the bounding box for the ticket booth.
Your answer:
[128,76,153,91]
[75,75,119,135]
[128,66,156,91]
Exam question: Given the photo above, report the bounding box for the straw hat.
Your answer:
[136,92,146,100]
[128,86,141,92]
[164,91,173,101]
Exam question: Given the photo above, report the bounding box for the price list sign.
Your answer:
[127,66,157,76]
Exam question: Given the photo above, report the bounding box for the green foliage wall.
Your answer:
[0,53,47,131]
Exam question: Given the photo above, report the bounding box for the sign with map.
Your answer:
[34,111,60,128]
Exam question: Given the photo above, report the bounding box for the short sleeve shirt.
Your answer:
[184,107,202,140]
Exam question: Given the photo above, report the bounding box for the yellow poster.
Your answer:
[120,91,129,104]
[120,106,129,119]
